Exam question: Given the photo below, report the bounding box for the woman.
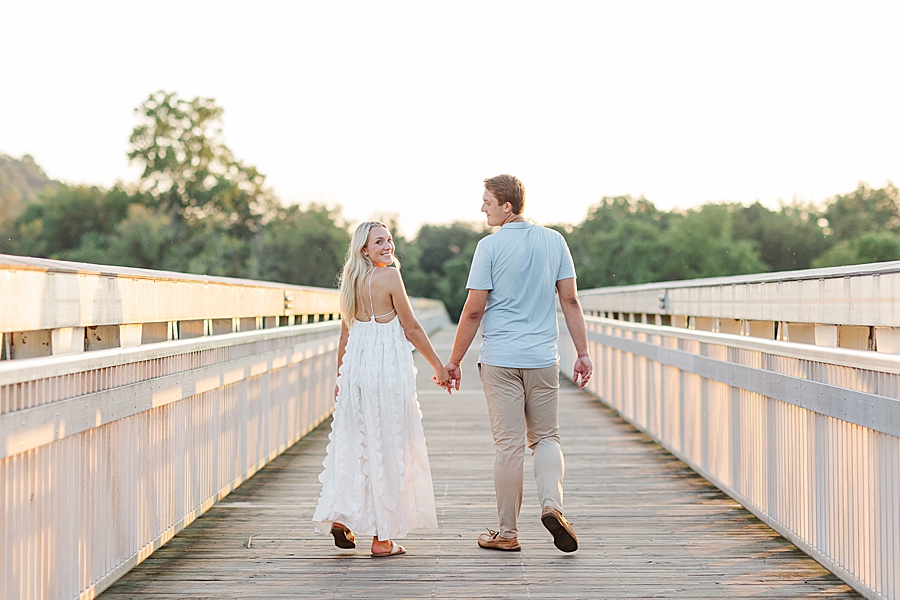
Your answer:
[312,221,451,557]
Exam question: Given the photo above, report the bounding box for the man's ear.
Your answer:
[504,202,511,213]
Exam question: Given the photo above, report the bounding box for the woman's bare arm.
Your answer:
[384,269,450,389]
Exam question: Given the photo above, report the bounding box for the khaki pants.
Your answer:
[479,363,564,539]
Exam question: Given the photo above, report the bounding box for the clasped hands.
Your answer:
[438,357,593,391]
[435,357,592,392]
[430,361,460,393]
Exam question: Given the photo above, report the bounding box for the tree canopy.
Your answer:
[0,91,345,287]
[129,91,277,239]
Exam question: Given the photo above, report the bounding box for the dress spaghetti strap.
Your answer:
[366,268,397,321]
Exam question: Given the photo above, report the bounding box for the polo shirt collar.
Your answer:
[501,221,532,229]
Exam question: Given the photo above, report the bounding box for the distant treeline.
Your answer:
[0,153,57,223]
[558,183,900,290]
[2,91,898,322]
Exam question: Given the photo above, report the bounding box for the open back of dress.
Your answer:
[312,271,437,539]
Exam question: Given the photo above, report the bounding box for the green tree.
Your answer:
[576,195,666,236]
[822,182,900,242]
[573,219,671,288]
[403,222,487,320]
[256,204,351,287]
[854,231,900,263]
[129,91,277,239]
[564,196,672,288]
[812,231,900,268]
[59,204,182,269]
[661,204,766,280]
[731,201,829,271]
[432,238,482,322]
[6,184,139,259]
[186,230,252,278]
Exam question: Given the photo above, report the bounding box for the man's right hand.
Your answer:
[444,361,462,391]
[573,355,593,389]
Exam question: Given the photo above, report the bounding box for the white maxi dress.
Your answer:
[312,273,437,539]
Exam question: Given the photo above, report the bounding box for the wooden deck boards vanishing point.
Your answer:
[101,326,858,599]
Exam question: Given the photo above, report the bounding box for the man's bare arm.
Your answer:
[557,278,593,389]
[444,289,489,390]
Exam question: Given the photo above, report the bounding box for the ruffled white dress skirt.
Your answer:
[312,317,437,539]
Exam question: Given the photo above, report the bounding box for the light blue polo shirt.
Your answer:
[466,221,576,368]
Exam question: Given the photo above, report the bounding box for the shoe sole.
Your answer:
[478,537,521,551]
[477,543,521,552]
[331,526,356,549]
[372,543,405,557]
[541,513,578,553]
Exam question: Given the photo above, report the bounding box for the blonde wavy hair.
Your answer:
[339,221,401,325]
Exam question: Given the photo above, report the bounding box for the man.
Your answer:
[444,174,593,553]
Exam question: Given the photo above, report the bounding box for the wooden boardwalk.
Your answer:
[102,327,858,599]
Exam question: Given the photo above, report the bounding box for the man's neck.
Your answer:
[500,214,527,226]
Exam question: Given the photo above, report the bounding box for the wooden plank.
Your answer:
[100,327,859,599]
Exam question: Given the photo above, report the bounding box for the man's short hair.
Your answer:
[484,174,526,215]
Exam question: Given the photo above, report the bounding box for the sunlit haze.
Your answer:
[2,1,898,237]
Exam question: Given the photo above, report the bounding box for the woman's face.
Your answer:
[362,226,394,267]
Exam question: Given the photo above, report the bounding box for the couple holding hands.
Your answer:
[312,174,593,557]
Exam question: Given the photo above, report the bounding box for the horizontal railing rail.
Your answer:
[0,252,444,359]
[562,261,900,600]
[0,256,450,600]
[578,259,900,353]
[2,254,364,359]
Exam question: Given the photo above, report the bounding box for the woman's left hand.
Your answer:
[432,365,452,394]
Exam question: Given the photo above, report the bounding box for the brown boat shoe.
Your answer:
[477,529,521,551]
[541,506,578,553]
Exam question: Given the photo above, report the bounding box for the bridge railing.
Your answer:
[0,255,449,600]
[560,261,900,600]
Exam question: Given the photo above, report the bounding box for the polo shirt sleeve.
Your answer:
[466,240,493,290]
[556,235,576,281]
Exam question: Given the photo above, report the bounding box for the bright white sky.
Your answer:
[2,1,898,237]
